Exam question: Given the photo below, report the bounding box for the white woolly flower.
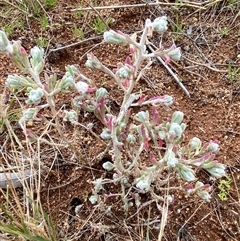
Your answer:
[136,176,151,191]
[167,157,178,167]
[102,161,115,171]
[151,16,168,33]
[0,31,13,53]
[75,81,89,94]
[100,129,111,140]
[207,142,219,153]
[30,46,44,69]
[189,137,202,152]
[169,122,183,138]
[103,30,128,45]
[116,66,131,79]
[207,165,226,178]
[89,195,98,204]
[63,110,78,123]
[26,88,44,105]
[22,108,38,121]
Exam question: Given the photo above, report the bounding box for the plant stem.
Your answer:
[127,142,145,172]
[27,68,44,88]
[28,67,62,135]
[112,126,125,173]
[100,64,127,93]
[117,93,138,124]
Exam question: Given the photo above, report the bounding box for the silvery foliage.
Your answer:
[0,16,226,212]
[0,30,88,136]
[74,17,225,207]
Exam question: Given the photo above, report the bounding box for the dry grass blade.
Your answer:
[0,116,57,240]
[157,200,168,241]
[71,2,205,11]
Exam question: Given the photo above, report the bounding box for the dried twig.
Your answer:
[147,44,190,97]
[48,36,102,53]
[0,169,32,188]
[71,2,205,12]
[183,56,228,73]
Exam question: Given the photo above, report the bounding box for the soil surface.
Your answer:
[0,0,240,241]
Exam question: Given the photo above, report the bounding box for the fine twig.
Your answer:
[48,36,102,53]
[214,129,240,135]
[87,3,110,31]
[147,44,190,97]
[177,202,204,240]
[183,56,228,73]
